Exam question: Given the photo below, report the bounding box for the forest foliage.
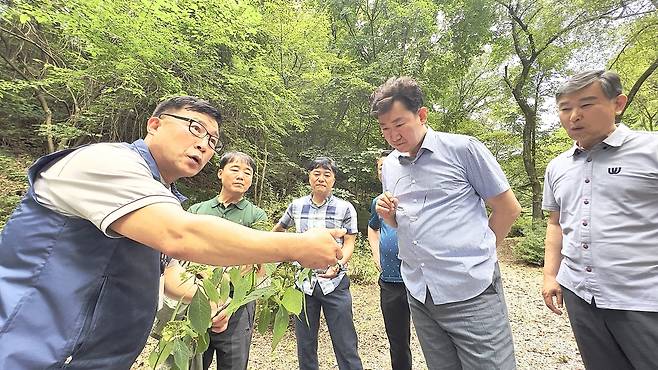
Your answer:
[1,0,656,257]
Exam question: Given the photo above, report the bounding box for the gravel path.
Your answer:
[134,260,584,369]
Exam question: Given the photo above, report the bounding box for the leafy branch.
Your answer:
[149,220,312,370]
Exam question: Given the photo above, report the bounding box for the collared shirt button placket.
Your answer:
[581,154,595,293]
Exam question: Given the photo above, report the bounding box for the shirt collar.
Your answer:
[309,194,332,208]
[131,139,187,203]
[395,126,435,165]
[602,123,631,148]
[212,196,247,210]
[566,123,631,157]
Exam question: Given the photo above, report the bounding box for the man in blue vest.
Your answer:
[0,96,344,369]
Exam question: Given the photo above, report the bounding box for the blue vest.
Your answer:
[0,140,182,369]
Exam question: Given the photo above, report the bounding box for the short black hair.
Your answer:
[152,96,222,125]
[369,77,424,117]
[218,151,256,172]
[307,156,338,174]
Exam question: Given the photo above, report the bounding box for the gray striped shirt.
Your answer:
[543,124,658,312]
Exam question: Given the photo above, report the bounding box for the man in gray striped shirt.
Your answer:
[542,70,658,369]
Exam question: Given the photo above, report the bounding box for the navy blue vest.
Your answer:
[0,140,182,369]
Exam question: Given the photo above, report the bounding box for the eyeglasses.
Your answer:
[389,174,428,223]
[159,113,223,154]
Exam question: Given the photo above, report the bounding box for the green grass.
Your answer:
[0,148,33,229]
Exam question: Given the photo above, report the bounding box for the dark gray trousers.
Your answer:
[202,301,256,370]
[294,275,363,370]
[562,287,658,370]
[408,263,516,370]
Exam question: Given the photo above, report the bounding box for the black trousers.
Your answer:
[562,286,658,370]
[379,279,412,370]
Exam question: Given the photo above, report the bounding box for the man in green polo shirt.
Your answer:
[158,151,267,370]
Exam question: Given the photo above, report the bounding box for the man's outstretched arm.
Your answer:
[110,202,343,269]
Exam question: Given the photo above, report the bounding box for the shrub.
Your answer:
[347,236,379,285]
[509,214,532,237]
[513,221,546,266]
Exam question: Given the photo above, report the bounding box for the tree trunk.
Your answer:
[521,109,543,223]
[35,92,55,153]
[617,56,658,123]
[257,141,268,207]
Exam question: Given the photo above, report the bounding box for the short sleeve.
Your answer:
[342,202,358,235]
[277,203,294,229]
[187,202,202,214]
[33,143,182,237]
[255,207,268,223]
[464,138,510,200]
[542,162,559,211]
[368,197,381,230]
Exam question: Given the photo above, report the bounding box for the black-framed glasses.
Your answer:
[159,113,223,154]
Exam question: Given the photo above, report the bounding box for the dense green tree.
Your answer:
[492,0,656,222]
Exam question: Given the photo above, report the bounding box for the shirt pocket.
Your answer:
[603,165,658,200]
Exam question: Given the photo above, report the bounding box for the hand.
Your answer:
[210,299,230,333]
[210,308,230,333]
[295,228,345,269]
[372,257,381,272]
[239,264,257,276]
[376,192,398,225]
[542,276,563,315]
[318,264,340,278]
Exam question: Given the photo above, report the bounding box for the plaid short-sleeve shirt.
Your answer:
[277,194,358,295]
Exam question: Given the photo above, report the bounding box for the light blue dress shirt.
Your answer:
[381,127,510,304]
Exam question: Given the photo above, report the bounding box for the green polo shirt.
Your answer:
[187,196,267,228]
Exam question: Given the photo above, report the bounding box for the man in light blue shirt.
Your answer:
[372,77,522,369]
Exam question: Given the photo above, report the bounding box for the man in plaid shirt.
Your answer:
[273,157,363,370]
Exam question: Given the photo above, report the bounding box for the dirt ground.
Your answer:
[133,242,584,370]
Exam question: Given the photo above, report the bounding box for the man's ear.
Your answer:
[614,94,628,115]
[418,106,429,124]
[217,169,223,181]
[146,116,162,135]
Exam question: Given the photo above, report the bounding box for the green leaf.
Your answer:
[257,304,272,334]
[195,331,210,355]
[243,285,277,304]
[210,268,222,286]
[202,278,220,304]
[281,287,303,314]
[148,339,173,369]
[227,273,251,313]
[173,339,192,370]
[219,272,231,303]
[297,268,312,286]
[19,14,30,24]
[188,289,211,335]
[263,263,278,277]
[228,266,241,283]
[272,306,289,349]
